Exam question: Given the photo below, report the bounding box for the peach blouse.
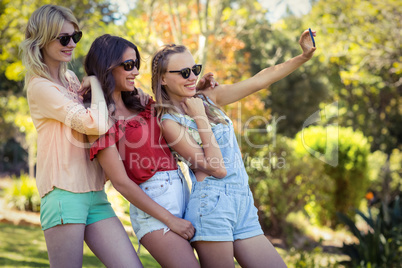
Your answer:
[27,70,109,197]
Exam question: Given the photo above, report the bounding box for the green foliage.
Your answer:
[239,14,329,138]
[367,149,402,200]
[295,126,371,226]
[4,173,40,212]
[284,247,342,268]
[0,94,26,173]
[243,131,332,236]
[2,95,36,176]
[305,0,402,154]
[337,196,402,267]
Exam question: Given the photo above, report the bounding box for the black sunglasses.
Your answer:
[56,31,82,46]
[120,59,140,71]
[168,64,202,79]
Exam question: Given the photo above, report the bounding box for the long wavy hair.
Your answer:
[151,44,226,125]
[20,5,80,90]
[83,34,144,115]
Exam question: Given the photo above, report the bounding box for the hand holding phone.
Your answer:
[308,28,315,47]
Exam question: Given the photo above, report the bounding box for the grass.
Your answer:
[0,222,160,268]
[0,179,348,267]
[0,221,347,268]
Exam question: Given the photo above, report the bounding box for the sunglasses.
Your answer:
[168,64,202,79]
[56,31,82,46]
[120,59,140,71]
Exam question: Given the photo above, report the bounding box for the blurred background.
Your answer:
[0,0,401,267]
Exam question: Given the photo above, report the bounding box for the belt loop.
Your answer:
[225,184,229,195]
[192,182,196,193]
[178,168,184,184]
[168,172,172,184]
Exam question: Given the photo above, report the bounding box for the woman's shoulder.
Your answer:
[65,70,81,91]
[27,77,58,95]
[27,71,81,102]
[65,69,79,81]
[28,69,78,91]
[139,98,155,117]
[161,112,185,122]
[161,112,200,131]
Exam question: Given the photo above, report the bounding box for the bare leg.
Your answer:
[234,235,287,268]
[193,241,235,268]
[84,217,143,268]
[43,223,86,268]
[140,229,199,268]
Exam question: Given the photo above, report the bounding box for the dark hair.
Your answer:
[83,34,144,114]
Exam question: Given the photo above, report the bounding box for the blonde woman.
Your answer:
[21,5,142,267]
[152,29,316,267]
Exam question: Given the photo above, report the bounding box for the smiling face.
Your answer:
[42,21,77,68]
[112,47,140,93]
[162,50,198,103]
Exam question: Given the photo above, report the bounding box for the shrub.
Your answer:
[4,173,40,212]
[295,126,371,226]
[242,132,332,237]
[337,196,402,267]
[367,149,402,203]
[284,247,342,268]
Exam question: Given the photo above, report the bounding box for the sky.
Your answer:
[260,0,312,23]
[110,0,313,24]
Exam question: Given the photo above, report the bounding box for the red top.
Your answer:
[90,99,177,184]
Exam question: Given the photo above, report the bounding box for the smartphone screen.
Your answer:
[309,28,315,47]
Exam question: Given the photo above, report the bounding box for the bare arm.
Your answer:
[88,136,195,240]
[205,29,317,106]
[81,76,109,131]
[161,98,227,179]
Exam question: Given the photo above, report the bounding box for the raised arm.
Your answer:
[161,98,227,179]
[206,29,317,106]
[87,135,195,240]
[81,75,108,121]
[28,74,109,135]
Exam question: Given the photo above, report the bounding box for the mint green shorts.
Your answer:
[40,188,116,231]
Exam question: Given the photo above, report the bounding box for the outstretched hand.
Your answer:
[196,72,219,91]
[166,215,195,240]
[299,29,317,60]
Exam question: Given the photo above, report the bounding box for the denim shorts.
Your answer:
[129,168,190,241]
[40,188,116,231]
[185,180,263,242]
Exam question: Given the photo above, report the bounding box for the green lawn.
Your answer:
[0,223,160,268]
[0,222,347,268]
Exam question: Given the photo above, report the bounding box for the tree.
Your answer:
[4,96,36,178]
[244,132,332,237]
[237,12,330,138]
[0,0,118,175]
[304,0,402,154]
[295,126,371,226]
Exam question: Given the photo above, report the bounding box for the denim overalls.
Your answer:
[161,99,263,242]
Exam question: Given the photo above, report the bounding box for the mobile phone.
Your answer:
[309,28,315,47]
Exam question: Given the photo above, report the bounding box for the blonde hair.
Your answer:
[20,5,80,90]
[151,44,227,125]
